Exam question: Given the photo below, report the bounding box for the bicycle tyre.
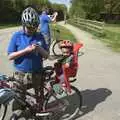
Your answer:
[9,110,34,120]
[43,85,82,120]
[52,40,63,56]
[0,104,8,120]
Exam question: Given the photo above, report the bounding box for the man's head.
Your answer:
[59,40,73,56]
[42,8,49,14]
[21,7,39,35]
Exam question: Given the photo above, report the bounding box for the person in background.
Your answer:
[39,8,58,50]
[7,7,49,117]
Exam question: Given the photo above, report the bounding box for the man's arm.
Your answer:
[8,49,28,60]
[8,45,36,60]
[50,12,58,22]
[36,46,49,59]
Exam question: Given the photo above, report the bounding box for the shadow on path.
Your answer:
[77,88,112,118]
[53,87,112,120]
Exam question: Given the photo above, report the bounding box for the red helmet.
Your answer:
[60,40,73,48]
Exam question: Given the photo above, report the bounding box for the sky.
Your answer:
[49,0,71,8]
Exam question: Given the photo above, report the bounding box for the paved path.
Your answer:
[0,23,120,120]
[59,22,120,120]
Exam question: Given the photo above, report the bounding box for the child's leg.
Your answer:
[58,74,64,84]
[58,74,66,88]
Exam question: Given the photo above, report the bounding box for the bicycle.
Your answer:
[0,66,82,120]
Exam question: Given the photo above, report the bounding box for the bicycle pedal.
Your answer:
[53,84,63,94]
[58,90,64,94]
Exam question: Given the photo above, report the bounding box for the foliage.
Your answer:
[0,0,67,23]
[69,0,120,22]
[100,24,120,52]
[51,24,76,42]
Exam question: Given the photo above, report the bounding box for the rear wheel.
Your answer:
[43,85,82,120]
[0,104,8,120]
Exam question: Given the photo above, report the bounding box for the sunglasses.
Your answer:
[25,23,38,29]
[26,26,37,30]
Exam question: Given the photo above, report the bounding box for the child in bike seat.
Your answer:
[54,40,83,90]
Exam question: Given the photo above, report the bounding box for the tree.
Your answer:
[0,0,66,23]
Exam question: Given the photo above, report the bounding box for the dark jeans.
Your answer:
[41,33,51,49]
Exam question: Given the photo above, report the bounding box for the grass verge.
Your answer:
[0,23,20,29]
[50,24,77,42]
[100,24,120,52]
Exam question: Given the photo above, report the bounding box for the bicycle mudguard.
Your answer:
[0,88,15,105]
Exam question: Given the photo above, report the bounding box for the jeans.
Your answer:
[42,33,51,49]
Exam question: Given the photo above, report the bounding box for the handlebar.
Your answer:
[0,74,15,81]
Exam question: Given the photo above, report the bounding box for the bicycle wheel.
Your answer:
[52,40,63,56]
[9,110,35,120]
[43,85,82,120]
[0,104,8,120]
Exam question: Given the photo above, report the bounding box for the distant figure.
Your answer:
[39,8,58,49]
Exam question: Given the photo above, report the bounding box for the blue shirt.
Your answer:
[7,31,48,72]
[39,13,51,34]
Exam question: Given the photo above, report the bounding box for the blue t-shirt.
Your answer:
[7,31,48,73]
[39,13,51,34]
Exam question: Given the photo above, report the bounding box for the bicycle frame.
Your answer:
[0,64,83,120]
[0,68,57,113]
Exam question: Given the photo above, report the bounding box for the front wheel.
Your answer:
[52,40,63,56]
[43,85,82,120]
[0,104,8,120]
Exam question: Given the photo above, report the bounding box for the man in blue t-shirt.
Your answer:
[39,8,58,49]
[7,7,49,114]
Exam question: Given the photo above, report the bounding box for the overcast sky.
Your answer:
[49,0,71,7]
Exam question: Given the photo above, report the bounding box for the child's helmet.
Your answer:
[60,40,73,48]
[21,7,39,27]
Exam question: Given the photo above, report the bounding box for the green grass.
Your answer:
[104,24,120,33]
[0,23,20,29]
[50,24,77,42]
[100,24,120,52]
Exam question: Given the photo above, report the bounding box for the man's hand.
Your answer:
[53,12,58,16]
[34,45,49,59]
[51,12,58,22]
[24,44,36,53]
[8,44,37,60]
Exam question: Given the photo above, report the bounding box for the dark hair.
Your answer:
[42,7,49,14]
